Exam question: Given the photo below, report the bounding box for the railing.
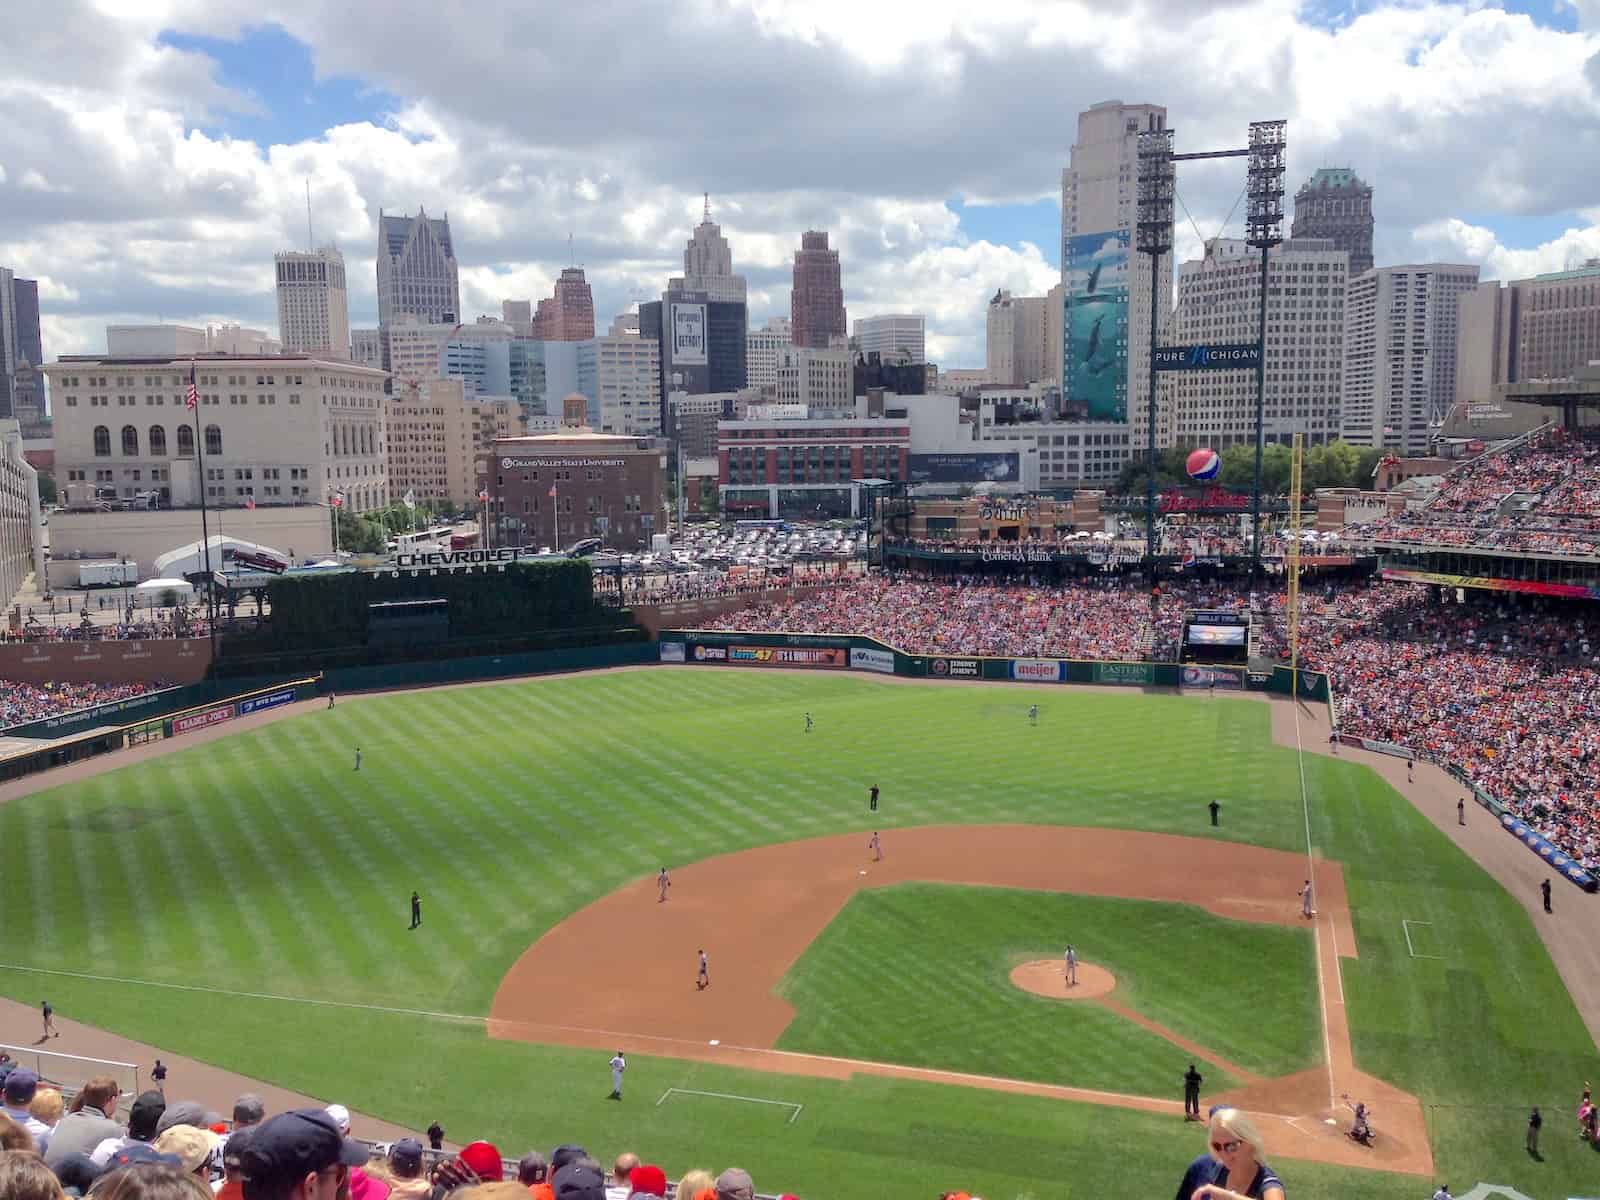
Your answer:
[0,1043,140,1099]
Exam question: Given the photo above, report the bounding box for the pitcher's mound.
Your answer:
[1010,959,1117,1000]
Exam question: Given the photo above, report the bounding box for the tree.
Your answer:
[331,508,385,555]
[36,473,57,505]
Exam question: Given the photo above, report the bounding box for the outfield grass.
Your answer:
[777,884,1321,1093]
[2,670,1596,1199]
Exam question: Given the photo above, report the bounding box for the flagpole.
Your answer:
[187,362,219,665]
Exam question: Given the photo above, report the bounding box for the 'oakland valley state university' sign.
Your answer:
[1152,344,1263,371]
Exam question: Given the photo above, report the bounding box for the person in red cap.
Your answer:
[457,1141,504,1182]
[626,1164,667,1197]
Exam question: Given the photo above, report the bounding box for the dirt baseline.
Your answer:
[489,824,1431,1175]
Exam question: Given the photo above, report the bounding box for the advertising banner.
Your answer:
[907,452,1020,485]
[850,647,895,674]
[659,641,686,663]
[172,704,237,736]
[728,645,847,668]
[239,689,296,716]
[1180,666,1244,689]
[1010,658,1063,683]
[690,644,727,662]
[1093,662,1154,686]
[929,657,981,679]
[1065,230,1129,422]
[1151,344,1263,371]
[1381,568,1600,601]
[1501,814,1598,891]
[670,302,708,366]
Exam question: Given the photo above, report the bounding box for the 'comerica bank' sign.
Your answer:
[1152,344,1262,371]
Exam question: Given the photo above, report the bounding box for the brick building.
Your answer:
[484,431,666,550]
[718,414,908,518]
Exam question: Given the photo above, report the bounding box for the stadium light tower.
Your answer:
[1136,127,1175,588]
[1245,119,1286,583]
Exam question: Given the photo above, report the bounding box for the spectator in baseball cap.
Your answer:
[157,1103,222,1136]
[52,1151,105,1198]
[232,1097,267,1132]
[457,1142,503,1183]
[516,1151,552,1200]
[216,1126,255,1200]
[153,1125,221,1180]
[551,1163,605,1200]
[626,1165,666,1197]
[90,1092,166,1167]
[548,1146,585,1175]
[240,1108,369,1200]
[321,1105,389,1200]
[713,1168,753,1200]
[384,1140,429,1200]
[4,1069,53,1154]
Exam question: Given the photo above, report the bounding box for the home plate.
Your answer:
[859,869,867,875]
[709,1039,720,1046]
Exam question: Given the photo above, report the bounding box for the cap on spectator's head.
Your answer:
[157,1100,222,1133]
[324,1104,351,1136]
[550,1144,587,1173]
[110,1143,184,1170]
[516,1151,548,1185]
[627,1164,668,1196]
[240,1109,369,1200]
[3,1068,39,1104]
[154,1124,222,1173]
[715,1167,754,1200]
[223,1126,256,1169]
[388,1138,424,1178]
[458,1140,504,1182]
[51,1152,104,1196]
[233,1094,266,1126]
[552,1163,606,1200]
[127,1091,167,1141]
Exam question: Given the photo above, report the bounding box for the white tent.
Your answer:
[153,535,288,578]
[133,578,196,607]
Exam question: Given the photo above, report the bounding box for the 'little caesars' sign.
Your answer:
[671,302,708,365]
[1152,344,1262,371]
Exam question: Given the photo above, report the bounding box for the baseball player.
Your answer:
[354,746,362,771]
[1065,944,1078,986]
[657,867,671,903]
[1300,879,1316,919]
[804,712,814,733]
[608,1051,626,1100]
[869,831,882,862]
[696,949,709,990]
[42,1000,57,1039]
[869,784,879,813]
[1028,703,1039,726]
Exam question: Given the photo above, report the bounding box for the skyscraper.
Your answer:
[275,247,350,358]
[0,269,43,420]
[376,208,461,328]
[1292,168,1374,277]
[853,314,925,364]
[1341,263,1480,454]
[532,268,596,341]
[1059,100,1172,469]
[672,195,747,302]
[791,231,847,349]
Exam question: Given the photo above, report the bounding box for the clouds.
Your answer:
[1,0,1598,370]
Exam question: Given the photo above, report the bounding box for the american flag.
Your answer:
[186,364,199,410]
[245,496,255,511]
[549,482,558,499]
[477,488,489,503]
[330,492,344,509]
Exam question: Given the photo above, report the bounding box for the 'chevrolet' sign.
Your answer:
[1152,344,1263,371]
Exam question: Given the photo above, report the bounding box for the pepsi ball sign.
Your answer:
[1186,448,1221,482]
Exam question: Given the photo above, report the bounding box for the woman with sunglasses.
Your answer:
[1191,1108,1285,1200]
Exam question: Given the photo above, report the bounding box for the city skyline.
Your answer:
[3,1,1599,372]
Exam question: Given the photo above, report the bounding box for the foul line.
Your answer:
[1401,919,1442,960]
[655,1087,802,1124]
[1290,694,1339,1113]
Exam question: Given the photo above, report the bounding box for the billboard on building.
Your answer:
[671,303,708,366]
[907,453,1019,484]
[1064,231,1129,422]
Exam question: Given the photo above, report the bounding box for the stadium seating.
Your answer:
[0,680,166,732]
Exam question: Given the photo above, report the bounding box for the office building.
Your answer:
[669,392,730,460]
[486,431,666,549]
[719,413,908,518]
[671,195,747,302]
[350,328,384,369]
[1291,168,1375,278]
[1,269,43,420]
[747,324,790,393]
[1169,238,1347,447]
[1341,264,1480,454]
[985,290,1048,386]
[1044,282,1065,385]
[275,247,350,358]
[533,268,596,341]
[854,314,926,364]
[791,231,847,349]
[1456,263,1600,407]
[1,419,46,607]
[640,291,747,433]
[609,309,641,337]
[775,346,853,414]
[1060,100,1173,467]
[106,325,281,357]
[578,335,662,436]
[386,377,520,511]
[43,353,390,511]
[376,208,460,330]
[385,316,515,392]
[502,299,533,336]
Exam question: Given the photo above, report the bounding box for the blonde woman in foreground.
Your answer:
[1191,1108,1286,1200]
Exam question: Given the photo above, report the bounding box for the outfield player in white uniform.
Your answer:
[697,949,709,990]
[608,1051,626,1100]
[1029,704,1039,726]
[804,712,814,733]
[869,831,882,861]
[1300,879,1315,918]
[1065,944,1078,986]
[354,746,362,771]
[657,868,671,903]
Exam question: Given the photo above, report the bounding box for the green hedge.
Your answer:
[261,561,599,646]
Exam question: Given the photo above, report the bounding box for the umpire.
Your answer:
[1183,1064,1203,1120]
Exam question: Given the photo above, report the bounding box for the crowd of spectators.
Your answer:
[1354,429,1600,557]
[0,680,166,731]
[0,1065,794,1200]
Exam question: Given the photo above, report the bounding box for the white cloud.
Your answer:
[1411,217,1600,280]
[3,0,1599,368]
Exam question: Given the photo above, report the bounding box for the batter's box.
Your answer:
[655,1087,803,1125]
[1401,918,1444,960]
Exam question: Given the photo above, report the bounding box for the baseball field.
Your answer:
[2,667,1596,1199]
